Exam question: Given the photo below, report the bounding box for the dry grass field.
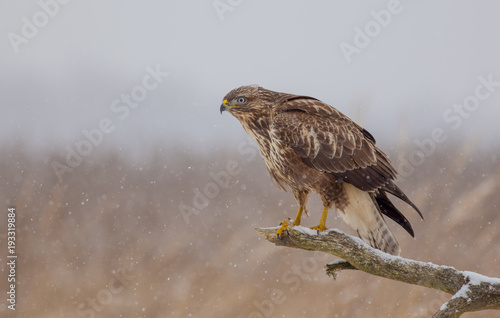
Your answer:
[0,139,499,318]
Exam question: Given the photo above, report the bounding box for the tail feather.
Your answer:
[339,183,401,255]
[382,180,423,220]
[374,190,414,237]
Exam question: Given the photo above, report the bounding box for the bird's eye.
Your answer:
[237,97,246,103]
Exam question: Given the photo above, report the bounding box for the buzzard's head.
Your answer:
[220,85,278,120]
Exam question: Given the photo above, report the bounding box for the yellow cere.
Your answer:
[223,99,239,110]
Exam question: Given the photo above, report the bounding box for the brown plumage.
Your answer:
[220,85,423,255]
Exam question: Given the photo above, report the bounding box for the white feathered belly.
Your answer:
[340,183,401,255]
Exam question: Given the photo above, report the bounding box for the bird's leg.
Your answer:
[310,206,329,233]
[292,206,304,226]
[277,191,310,239]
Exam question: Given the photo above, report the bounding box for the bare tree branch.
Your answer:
[325,260,357,279]
[256,226,500,317]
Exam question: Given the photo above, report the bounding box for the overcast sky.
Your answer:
[2,0,500,153]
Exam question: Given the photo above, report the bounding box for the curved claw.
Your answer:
[277,219,290,239]
[309,224,328,233]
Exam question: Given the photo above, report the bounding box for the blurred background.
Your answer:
[0,0,499,317]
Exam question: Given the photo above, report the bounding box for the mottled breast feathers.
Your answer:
[270,96,397,192]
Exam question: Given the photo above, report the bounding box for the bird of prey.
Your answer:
[220,85,422,255]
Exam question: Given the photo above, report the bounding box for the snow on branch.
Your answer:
[256,226,500,318]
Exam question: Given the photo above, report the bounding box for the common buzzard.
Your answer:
[220,85,422,255]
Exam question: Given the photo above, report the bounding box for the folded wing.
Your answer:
[271,96,423,235]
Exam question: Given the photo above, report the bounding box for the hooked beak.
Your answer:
[220,99,239,114]
[220,103,227,114]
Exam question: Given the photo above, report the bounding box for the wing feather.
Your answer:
[271,97,395,192]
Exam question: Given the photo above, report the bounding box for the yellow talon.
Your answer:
[309,224,328,232]
[277,218,290,239]
[310,206,329,233]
